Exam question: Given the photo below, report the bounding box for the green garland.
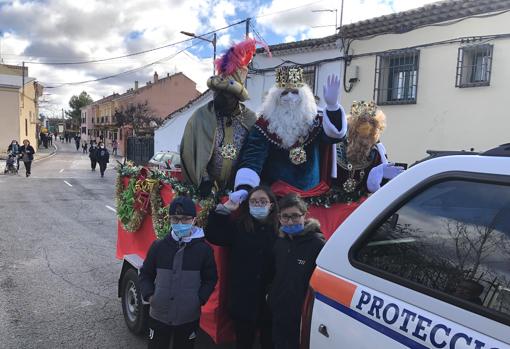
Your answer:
[304,187,364,207]
[116,176,145,232]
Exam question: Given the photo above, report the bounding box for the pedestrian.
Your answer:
[205,186,278,349]
[48,134,53,147]
[96,142,109,178]
[269,193,326,349]
[74,136,80,151]
[139,196,218,349]
[82,141,88,154]
[112,139,118,156]
[89,142,98,171]
[19,139,35,177]
[7,140,20,171]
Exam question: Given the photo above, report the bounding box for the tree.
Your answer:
[66,91,93,130]
[114,102,162,135]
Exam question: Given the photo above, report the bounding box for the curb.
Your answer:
[34,143,58,163]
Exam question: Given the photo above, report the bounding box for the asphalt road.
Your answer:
[0,141,229,349]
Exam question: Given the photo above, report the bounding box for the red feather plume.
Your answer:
[215,38,271,76]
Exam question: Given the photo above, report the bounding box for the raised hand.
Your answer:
[323,74,341,110]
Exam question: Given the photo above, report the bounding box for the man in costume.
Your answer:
[335,100,403,194]
[230,66,347,202]
[180,39,265,197]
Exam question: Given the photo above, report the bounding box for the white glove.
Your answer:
[382,163,404,179]
[323,74,341,110]
[229,189,248,204]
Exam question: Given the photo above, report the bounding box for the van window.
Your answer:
[354,180,510,322]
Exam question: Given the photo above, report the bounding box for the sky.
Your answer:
[0,0,440,117]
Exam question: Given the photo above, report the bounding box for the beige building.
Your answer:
[247,0,510,165]
[0,64,43,152]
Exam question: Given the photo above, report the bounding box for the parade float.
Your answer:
[115,162,365,343]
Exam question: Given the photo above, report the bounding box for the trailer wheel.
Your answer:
[121,268,149,335]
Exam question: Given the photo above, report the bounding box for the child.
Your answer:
[139,196,218,349]
[269,193,325,349]
[205,186,279,349]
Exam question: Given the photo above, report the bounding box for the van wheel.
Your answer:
[121,268,149,335]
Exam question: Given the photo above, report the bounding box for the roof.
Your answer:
[161,89,213,124]
[257,0,510,54]
[0,74,36,89]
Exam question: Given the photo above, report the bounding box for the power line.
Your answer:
[25,19,248,65]
[43,42,200,89]
[255,0,328,19]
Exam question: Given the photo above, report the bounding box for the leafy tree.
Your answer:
[66,91,93,129]
[114,102,162,135]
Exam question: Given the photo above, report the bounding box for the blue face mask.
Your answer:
[249,206,270,220]
[281,223,305,235]
[172,223,193,239]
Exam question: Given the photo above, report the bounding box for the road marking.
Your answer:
[59,169,64,173]
[106,205,116,213]
[64,180,73,187]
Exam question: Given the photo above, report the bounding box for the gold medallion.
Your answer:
[289,146,307,165]
[220,143,238,160]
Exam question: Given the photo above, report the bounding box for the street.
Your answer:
[0,141,243,349]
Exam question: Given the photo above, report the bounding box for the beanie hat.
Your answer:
[168,196,197,217]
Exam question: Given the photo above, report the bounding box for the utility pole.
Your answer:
[246,17,251,37]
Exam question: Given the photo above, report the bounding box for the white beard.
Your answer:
[261,85,318,149]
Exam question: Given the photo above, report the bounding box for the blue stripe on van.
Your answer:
[315,292,429,349]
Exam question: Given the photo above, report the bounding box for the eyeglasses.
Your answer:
[281,90,299,96]
[249,199,271,207]
[170,216,194,224]
[279,213,305,222]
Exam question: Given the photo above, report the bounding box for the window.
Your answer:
[25,119,28,136]
[456,44,493,88]
[81,127,86,134]
[302,65,316,93]
[92,117,94,124]
[375,50,419,105]
[354,179,510,324]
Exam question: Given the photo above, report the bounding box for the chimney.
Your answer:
[154,71,159,83]
[134,81,139,90]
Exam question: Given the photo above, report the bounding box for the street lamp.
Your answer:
[180,31,217,75]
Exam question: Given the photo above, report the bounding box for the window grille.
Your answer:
[302,65,317,93]
[374,50,419,105]
[456,44,493,88]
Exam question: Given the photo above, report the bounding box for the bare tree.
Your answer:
[114,102,162,135]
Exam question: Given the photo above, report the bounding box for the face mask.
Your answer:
[281,223,305,235]
[280,93,301,107]
[172,223,193,239]
[100,145,104,149]
[249,206,270,220]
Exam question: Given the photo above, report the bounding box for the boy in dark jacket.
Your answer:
[89,143,98,171]
[270,193,325,349]
[139,196,218,349]
[96,142,109,178]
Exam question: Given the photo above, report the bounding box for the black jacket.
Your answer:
[96,148,109,163]
[205,209,277,322]
[89,146,97,160]
[139,229,217,326]
[269,219,325,333]
[18,145,35,161]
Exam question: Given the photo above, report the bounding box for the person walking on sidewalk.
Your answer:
[19,139,35,177]
[205,186,278,349]
[139,196,218,349]
[74,135,81,151]
[112,139,118,156]
[89,143,98,171]
[96,142,110,178]
[82,141,88,154]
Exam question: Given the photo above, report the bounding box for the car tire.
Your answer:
[121,268,149,335]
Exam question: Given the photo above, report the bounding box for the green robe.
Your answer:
[180,101,257,189]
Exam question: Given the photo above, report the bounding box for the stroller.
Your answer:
[4,152,18,174]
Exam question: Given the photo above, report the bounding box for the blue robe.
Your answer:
[237,109,344,191]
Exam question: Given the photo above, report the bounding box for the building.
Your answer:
[246,0,510,165]
[81,72,200,156]
[0,64,43,152]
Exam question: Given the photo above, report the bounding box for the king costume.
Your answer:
[232,66,347,198]
[180,39,268,195]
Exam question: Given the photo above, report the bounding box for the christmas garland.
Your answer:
[304,187,364,207]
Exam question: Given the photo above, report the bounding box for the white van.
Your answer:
[303,144,510,348]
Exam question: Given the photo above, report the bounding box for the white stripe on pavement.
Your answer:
[106,205,116,213]
[59,169,64,173]
[64,180,73,187]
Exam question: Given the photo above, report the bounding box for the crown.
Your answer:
[275,66,305,89]
[350,100,377,119]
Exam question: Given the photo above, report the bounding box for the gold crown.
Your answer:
[350,101,377,119]
[275,66,305,89]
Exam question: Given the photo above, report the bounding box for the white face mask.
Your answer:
[280,93,301,107]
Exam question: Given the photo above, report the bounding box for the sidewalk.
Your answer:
[34,143,58,161]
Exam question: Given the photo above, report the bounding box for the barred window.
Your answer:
[302,65,317,93]
[374,50,419,105]
[456,44,493,88]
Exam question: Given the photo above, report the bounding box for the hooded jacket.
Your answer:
[139,227,218,326]
[269,219,325,333]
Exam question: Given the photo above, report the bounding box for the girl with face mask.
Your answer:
[270,193,326,349]
[205,186,279,349]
